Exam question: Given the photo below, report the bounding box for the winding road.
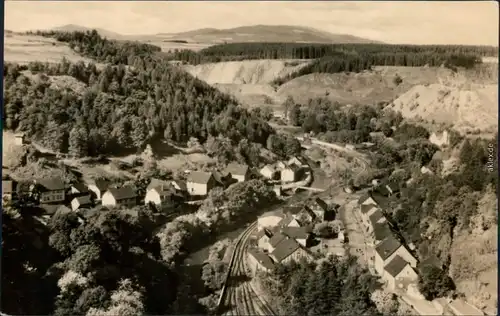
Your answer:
[220,222,276,316]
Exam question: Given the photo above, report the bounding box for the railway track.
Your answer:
[219,221,276,316]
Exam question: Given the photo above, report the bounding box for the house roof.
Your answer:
[288,156,307,166]
[276,214,297,228]
[187,171,213,184]
[269,232,287,247]
[36,178,65,191]
[2,180,17,193]
[171,180,187,191]
[106,186,137,200]
[225,162,249,176]
[280,226,310,240]
[360,203,377,214]
[73,195,92,205]
[284,163,300,172]
[40,204,63,215]
[373,223,392,241]
[369,209,386,225]
[71,183,89,193]
[375,236,402,261]
[283,206,303,215]
[270,238,301,263]
[358,193,375,205]
[248,248,275,270]
[384,255,410,277]
[312,197,328,211]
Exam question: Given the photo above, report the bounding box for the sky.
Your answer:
[5,1,499,46]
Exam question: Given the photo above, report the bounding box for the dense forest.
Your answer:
[258,256,386,316]
[5,31,284,158]
[2,205,205,315]
[157,42,495,84]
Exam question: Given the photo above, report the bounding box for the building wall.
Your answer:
[40,189,65,203]
[260,168,275,179]
[281,169,296,182]
[232,174,247,183]
[14,136,25,146]
[187,182,208,196]
[145,190,161,205]
[258,236,270,251]
[71,199,80,211]
[296,238,307,247]
[280,247,312,265]
[247,253,270,276]
[88,185,102,200]
[287,219,301,228]
[101,192,117,206]
[361,197,377,206]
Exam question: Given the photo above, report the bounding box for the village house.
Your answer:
[269,238,312,265]
[35,178,66,204]
[306,197,331,221]
[257,210,285,231]
[372,222,392,246]
[276,214,302,229]
[247,248,275,276]
[281,164,300,183]
[186,171,216,196]
[224,162,249,182]
[144,179,175,208]
[367,209,387,233]
[259,164,279,180]
[280,226,313,248]
[289,206,317,225]
[382,255,419,291]
[71,195,93,211]
[87,179,111,201]
[14,132,26,146]
[358,193,378,208]
[360,203,379,228]
[170,179,187,193]
[256,228,274,250]
[267,232,287,253]
[101,186,137,208]
[374,236,418,277]
[70,183,90,197]
[2,179,17,203]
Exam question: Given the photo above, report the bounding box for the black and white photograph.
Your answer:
[2,1,498,316]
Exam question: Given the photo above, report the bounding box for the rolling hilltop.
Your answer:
[50,24,380,45]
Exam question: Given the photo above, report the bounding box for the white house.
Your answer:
[287,156,307,168]
[144,180,175,208]
[374,236,417,277]
[382,255,419,290]
[101,186,137,208]
[260,164,278,180]
[281,164,300,182]
[71,195,93,211]
[225,162,249,182]
[87,179,111,201]
[186,171,216,196]
[269,238,312,264]
[280,226,312,247]
[247,248,275,276]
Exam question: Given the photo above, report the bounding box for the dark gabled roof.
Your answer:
[2,180,17,193]
[358,193,375,205]
[373,223,392,242]
[73,195,92,205]
[375,185,392,196]
[40,204,63,215]
[269,232,287,247]
[369,209,385,225]
[71,183,89,193]
[280,226,310,240]
[284,163,301,172]
[271,238,301,263]
[89,179,111,192]
[248,248,275,270]
[187,171,213,184]
[384,255,410,277]
[361,203,377,214]
[36,178,65,191]
[302,206,318,219]
[225,163,249,176]
[172,180,187,191]
[375,235,402,261]
[107,186,137,200]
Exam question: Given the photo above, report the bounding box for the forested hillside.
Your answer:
[4,31,276,157]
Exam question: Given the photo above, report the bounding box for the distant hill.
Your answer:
[160,25,382,44]
[51,24,124,40]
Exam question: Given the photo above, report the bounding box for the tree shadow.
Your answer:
[230,274,252,287]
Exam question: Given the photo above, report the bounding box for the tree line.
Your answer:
[163,42,497,65]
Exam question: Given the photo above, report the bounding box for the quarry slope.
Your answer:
[389,83,498,134]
